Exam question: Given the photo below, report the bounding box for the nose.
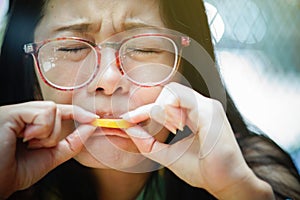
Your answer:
[87,48,130,95]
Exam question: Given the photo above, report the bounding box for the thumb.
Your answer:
[49,124,96,166]
[125,126,187,167]
[18,124,96,188]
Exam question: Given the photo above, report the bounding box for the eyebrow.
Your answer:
[53,19,158,34]
[53,22,100,33]
[123,18,158,30]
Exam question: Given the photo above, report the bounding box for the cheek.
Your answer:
[34,65,72,103]
[129,86,162,107]
[38,76,73,104]
[129,86,170,142]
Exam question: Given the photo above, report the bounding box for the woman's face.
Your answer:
[34,0,172,171]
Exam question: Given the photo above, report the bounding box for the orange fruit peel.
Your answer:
[91,118,134,128]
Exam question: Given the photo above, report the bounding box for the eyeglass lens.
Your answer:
[37,36,177,89]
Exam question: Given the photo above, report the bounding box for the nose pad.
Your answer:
[87,48,129,95]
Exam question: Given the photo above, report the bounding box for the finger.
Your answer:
[24,104,98,146]
[123,103,171,127]
[19,125,96,185]
[17,101,56,125]
[22,106,57,142]
[125,126,193,167]
[27,108,63,148]
[14,102,97,124]
[121,104,155,123]
[122,83,198,126]
[156,82,202,110]
[125,125,167,158]
[122,104,177,134]
[31,125,96,168]
[51,124,96,163]
[122,103,187,134]
[165,105,187,131]
[57,104,99,123]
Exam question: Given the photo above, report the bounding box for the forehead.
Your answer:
[35,0,164,40]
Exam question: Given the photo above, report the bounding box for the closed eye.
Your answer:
[58,46,89,53]
[127,47,163,54]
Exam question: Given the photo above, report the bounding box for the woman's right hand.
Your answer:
[0,101,97,199]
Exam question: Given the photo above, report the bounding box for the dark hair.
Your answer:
[0,0,44,105]
[2,0,300,199]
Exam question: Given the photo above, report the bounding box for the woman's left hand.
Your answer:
[122,82,274,199]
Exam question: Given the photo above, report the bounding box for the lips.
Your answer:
[91,109,150,138]
[92,127,130,138]
[97,112,120,119]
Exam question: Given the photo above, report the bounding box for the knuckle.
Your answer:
[0,104,17,116]
[43,138,59,147]
[34,101,56,115]
[167,82,178,88]
[64,134,79,154]
[43,100,56,107]
[37,124,53,137]
[211,99,223,111]
[38,102,57,122]
[43,101,57,113]
[56,108,62,118]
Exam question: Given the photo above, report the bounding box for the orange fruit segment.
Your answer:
[91,118,134,128]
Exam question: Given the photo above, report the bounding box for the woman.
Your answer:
[0,0,299,199]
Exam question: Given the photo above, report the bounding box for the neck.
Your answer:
[93,169,151,200]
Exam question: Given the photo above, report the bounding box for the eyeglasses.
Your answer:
[24,30,190,91]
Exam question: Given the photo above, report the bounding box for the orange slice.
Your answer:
[91,118,134,128]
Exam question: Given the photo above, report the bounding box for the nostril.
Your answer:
[96,87,104,92]
[95,86,124,95]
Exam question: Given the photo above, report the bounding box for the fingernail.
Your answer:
[170,128,177,135]
[23,135,33,143]
[178,122,184,132]
[88,112,100,119]
[125,127,150,139]
[120,113,130,121]
[79,109,99,119]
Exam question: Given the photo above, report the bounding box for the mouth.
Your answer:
[89,112,150,138]
[90,112,133,138]
[92,127,130,138]
[91,118,134,129]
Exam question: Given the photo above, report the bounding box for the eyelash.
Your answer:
[58,46,89,53]
[127,47,162,54]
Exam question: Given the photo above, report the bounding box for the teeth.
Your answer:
[99,114,118,119]
[98,112,123,119]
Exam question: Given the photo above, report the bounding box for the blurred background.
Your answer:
[0,0,8,49]
[0,0,299,171]
[204,0,300,171]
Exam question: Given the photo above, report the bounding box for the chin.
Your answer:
[74,133,160,172]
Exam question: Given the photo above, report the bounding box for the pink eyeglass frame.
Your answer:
[24,33,191,91]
